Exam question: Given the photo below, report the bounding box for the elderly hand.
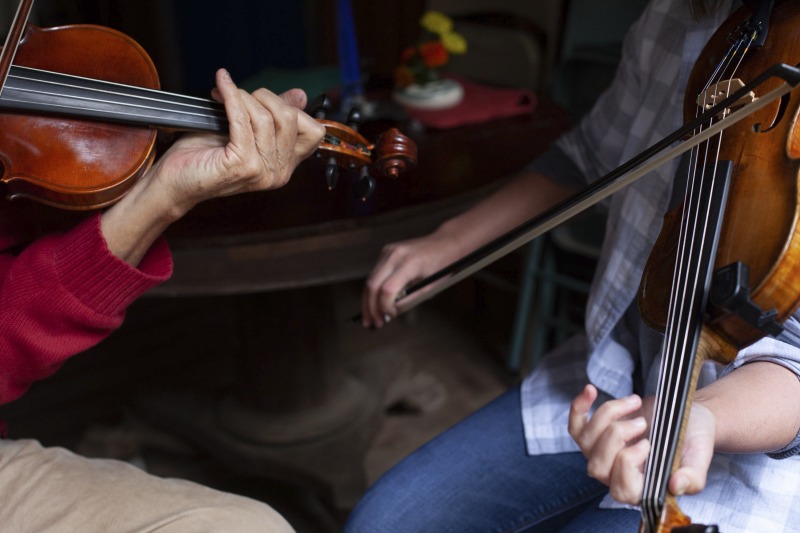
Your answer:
[144,68,325,218]
[101,68,325,266]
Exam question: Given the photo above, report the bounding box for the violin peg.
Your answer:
[315,122,414,197]
[354,177,376,201]
[354,167,375,201]
[345,107,362,131]
[325,157,339,190]
[307,93,333,119]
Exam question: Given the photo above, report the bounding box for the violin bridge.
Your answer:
[696,79,756,117]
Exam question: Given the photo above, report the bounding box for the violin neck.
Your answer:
[639,160,733,532]
[640,340,704,533]
[0,65,228,133]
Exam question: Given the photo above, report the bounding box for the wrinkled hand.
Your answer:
[568,384,716,505]
[144,68,325,218]
[361,232,463,328]
[101,68,325,267]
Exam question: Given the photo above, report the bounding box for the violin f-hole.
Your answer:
[752,91,790,133]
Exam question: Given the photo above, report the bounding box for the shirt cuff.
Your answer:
[53,212,172,317]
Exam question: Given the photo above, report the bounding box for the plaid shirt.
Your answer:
[521,0,800,531]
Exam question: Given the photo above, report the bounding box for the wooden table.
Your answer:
[139,102,570,508]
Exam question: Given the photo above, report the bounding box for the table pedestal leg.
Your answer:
[138,285,381,509]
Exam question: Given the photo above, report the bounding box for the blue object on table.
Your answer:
[335,0,363,111]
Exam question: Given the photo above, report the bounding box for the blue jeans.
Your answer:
[344,386,640,532]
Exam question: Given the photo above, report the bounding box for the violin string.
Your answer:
[0,67,373,160]
[1,66,228,129]
[11,66,226,113]
[0,66,362,159]
[640,30,750,530]
[642,69,717,528]
[647,36,749,529]
[643,30,754,529]
[662,31,751,489]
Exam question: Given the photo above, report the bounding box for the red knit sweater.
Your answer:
[0,210,172,405]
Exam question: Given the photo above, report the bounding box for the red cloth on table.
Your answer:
[403,76,537,129]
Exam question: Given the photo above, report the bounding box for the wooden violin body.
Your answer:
[0,23,417,210]
[0,24,159,209]
[640,1,800,348]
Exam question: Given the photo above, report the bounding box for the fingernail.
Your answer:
[383,313,392,324]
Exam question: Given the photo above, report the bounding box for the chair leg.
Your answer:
[506,238,544,372]
[529,243,558,371]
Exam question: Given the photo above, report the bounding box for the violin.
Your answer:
[637,1,800,531]
[0,0,417,210]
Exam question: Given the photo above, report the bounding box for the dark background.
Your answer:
[28,0,427,96]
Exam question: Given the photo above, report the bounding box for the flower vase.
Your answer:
[393,78,464,110]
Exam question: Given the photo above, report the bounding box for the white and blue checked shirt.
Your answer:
[521,0,800,531]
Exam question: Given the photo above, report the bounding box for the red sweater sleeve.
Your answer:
[0,212,172,404]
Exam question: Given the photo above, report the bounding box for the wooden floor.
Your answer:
[0,276,518,532]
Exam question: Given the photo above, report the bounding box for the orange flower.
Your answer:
[419,41,449,69]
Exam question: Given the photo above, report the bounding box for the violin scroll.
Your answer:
[308,94,417,200]
[373,127,418,179]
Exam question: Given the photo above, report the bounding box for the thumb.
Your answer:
[669,431,714,495]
